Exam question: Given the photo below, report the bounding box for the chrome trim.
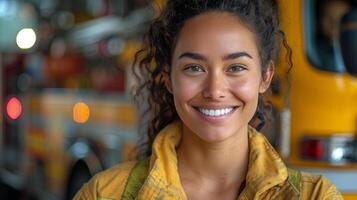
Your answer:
[280,109,291,158]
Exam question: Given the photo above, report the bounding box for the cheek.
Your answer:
[171,75,202,104]
[230,77,261,104]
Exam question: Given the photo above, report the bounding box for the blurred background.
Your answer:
[0,0,356,199]
[0,0,162,199]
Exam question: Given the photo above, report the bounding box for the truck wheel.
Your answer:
[65,161,92,200]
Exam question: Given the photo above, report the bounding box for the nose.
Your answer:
[202,71,227,100]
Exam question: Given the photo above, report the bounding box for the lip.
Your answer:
[192,105,238,109]
[192,105,239,123]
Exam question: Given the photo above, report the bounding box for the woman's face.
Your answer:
[167,12,273,143]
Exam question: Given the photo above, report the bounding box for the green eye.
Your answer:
[184,65,204,72]
[227,65,246,72]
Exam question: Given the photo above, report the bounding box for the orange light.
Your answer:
[73,102,90,123]
[6,97,22,120]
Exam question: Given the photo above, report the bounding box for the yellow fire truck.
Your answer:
[0,0,155,199]
[24,90,139,199]
[271,0,357,199]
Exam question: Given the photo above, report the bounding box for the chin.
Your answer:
[193,126,243,143]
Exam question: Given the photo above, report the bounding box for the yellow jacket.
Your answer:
[74,121,342,200]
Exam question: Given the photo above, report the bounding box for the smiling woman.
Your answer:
[74,0,343,200]
[167,12,272,144]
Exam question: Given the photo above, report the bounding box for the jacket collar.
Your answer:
[138,121,288,199]
[242,126,288,199]
[138,121,186,199]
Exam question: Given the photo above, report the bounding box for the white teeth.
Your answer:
[198,107,234,117]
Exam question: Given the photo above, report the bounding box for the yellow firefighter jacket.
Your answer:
[74,121,342,200]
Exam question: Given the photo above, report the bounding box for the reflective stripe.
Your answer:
[287,168,301,195]
[296,168,357,192]
[97,197,113,200]
[121,159,150,199]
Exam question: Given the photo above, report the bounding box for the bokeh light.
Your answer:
[16,28,37,49]
[6,97,22,120]
[73,102,90,123]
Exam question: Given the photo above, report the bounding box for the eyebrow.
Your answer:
[178,52,206,60]
[223,52,253,60]
[178,51,253,61]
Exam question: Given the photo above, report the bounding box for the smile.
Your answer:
[196,107,237,117]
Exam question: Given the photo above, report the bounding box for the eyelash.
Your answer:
[183,65,205,72]
[183,64,247,73]
[227,64,247,72]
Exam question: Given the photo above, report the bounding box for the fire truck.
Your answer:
[270,0,357,199]
[0,0,158,199]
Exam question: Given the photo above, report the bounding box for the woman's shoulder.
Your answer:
[73,161,137,200]
[299,171,343,199]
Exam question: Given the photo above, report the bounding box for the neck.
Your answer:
[177,125,249,185]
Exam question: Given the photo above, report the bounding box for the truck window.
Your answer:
[305,0,354,72]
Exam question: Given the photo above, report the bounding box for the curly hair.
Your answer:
[133,0,292,157]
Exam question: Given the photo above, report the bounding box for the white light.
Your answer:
[332,147,344,161]
[16,28,36,49]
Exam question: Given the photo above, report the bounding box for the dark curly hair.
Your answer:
[133,0,292,157]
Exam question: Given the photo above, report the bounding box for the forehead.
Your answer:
[173,12,259,59]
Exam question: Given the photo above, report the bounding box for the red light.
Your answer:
[301,139,325,160]
[6,97,22,120]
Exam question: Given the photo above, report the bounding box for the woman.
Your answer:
[75,0,342,199]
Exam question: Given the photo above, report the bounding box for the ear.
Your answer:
[259,62,275,93]
[164,73,173,94]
